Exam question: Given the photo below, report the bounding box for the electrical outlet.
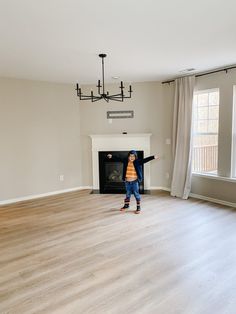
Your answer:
[59,175,64,181]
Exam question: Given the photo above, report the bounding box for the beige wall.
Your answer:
[79,81,173,188]
[1,69,235,204]
[191,176,236,203]
[0,78,82,201]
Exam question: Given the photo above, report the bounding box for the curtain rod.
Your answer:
[162,65,236,85]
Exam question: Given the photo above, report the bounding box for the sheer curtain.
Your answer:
[171,75,195,199]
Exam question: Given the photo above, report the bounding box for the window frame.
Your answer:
[192,88,220,175]
[231,85,236,178]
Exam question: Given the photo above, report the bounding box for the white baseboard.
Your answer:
[0,186,93,206]
[189,193,236,208]
[149,186,171,192]
[150,187,235,207]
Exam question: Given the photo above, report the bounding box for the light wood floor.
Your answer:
[0,190,236,314]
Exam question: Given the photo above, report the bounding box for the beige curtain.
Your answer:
[171,76,195,199]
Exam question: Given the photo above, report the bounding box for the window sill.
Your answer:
[192,172,236,183]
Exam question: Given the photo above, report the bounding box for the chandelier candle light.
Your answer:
[76,54,133,102]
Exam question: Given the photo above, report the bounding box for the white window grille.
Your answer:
[192,89,219,174]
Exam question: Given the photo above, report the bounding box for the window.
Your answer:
[192,89,219,174]
[232,86,236,178]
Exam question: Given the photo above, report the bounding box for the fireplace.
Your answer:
[90,133,151,192]
[99,151,144,194]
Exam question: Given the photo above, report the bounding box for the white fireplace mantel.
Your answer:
[90,133,152,190]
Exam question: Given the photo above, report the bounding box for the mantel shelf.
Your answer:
[90,133,152,138]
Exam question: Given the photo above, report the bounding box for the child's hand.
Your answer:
[107,154,112,159]
[154,155,160,160]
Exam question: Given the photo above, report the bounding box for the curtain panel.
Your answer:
[171,76,195,199]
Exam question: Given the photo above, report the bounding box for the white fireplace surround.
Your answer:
[90,133,152,190]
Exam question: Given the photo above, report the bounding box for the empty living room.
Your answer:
[0,1,236,313]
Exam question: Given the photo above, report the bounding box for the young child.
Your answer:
[107,150,159,214]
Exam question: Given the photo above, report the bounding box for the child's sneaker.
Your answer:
[120,204,129,211]
[134,206,141,214]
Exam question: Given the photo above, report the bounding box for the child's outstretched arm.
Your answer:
[141,155,160,164]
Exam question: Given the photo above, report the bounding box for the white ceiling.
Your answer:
[0,0,236,85]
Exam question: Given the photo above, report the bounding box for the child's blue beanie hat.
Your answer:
[128,150,137,156]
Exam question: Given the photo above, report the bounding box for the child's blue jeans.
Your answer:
[125,180,141,201]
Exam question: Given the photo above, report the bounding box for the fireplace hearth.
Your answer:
[99,151,144,194]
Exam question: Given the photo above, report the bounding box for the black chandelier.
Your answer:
[76,54,133,102]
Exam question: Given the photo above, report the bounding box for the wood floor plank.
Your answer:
[0,190,236,314]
